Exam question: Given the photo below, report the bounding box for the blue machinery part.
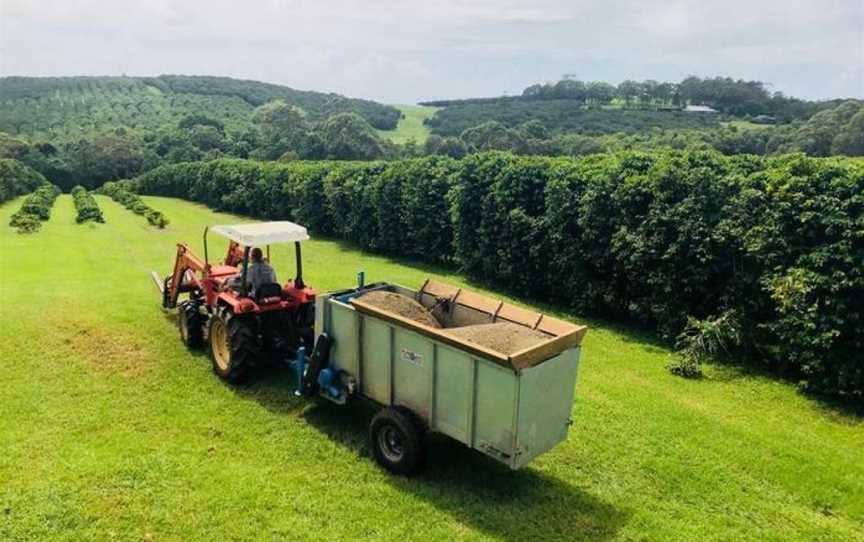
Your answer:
[286,345,348,404]
[318,367,346,404]
[288,346,307,397]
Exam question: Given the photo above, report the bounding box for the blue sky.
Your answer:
[1,0,862,104]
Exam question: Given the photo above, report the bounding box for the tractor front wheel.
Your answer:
[178,300,204,348]
[208,308,257,384]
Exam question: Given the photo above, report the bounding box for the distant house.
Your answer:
[684,104,719,113]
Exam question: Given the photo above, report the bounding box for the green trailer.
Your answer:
[313,279,588,474]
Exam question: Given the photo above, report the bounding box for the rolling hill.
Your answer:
[0,75,401,141]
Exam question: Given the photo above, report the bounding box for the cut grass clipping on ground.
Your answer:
[0,194,862,541]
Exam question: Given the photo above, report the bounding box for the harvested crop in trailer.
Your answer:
[357,291,442,328]
[444,322,550,355]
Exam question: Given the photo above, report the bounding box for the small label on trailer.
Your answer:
[400,348,423,367]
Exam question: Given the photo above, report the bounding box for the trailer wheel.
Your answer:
[208,308,257,384]
[178,300,204,348]
[369,407,425,475]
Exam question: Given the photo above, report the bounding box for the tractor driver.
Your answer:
[248,247,278,293]
[220,247,278,294]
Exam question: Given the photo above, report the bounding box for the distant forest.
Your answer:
[0,74,862,190]
[422,76,835,120]
[420,76,863,159]
[0,75,402,189]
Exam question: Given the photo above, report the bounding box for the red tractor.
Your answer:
[152,222,316,383]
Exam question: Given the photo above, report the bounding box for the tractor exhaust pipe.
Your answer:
[294,241,305,289]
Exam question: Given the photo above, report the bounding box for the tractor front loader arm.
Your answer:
[162,243,207,309]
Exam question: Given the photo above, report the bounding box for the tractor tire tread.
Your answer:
[179,300,204,348]
[209,309,258,384]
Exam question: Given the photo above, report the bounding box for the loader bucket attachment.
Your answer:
[151,271,171,308]
[151,271,165,294]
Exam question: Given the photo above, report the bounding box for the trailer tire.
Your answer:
[369,407,425,475]
[178,300,204,348]
[208,308,257,384]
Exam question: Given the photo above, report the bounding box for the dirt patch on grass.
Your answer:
[47,317,153,377]
[443,322,550,355]
[355,290,442,328]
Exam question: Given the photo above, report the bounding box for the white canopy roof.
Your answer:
[211,221,309,246]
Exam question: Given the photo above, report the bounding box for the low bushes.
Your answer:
[71,185,105,223]
[130,151,864,401]
[9,183,62,233]
[99,181,168,228]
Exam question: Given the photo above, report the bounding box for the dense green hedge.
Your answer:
[9,183,61,233]
[131,152,864,400]
[0,158,47,204]
[99,182,168,228]
[71,185,104,223]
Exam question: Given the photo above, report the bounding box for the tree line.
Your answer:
[416,100,864,158]
[0,100,398,190]
[126,150,864,403]
[3,96,862,192]
[423,75,836,120]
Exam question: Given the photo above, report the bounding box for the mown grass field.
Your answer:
[1,194,862,541]
[377,105,439,144]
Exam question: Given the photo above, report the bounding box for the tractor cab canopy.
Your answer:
[206,221,310,292]
[210,221,309,246]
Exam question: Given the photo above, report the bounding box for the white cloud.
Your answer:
[1,0,861,102]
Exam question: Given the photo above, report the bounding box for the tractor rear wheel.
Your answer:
[178,300,204,348]
[208,308,258,384]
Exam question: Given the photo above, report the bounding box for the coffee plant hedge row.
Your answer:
[0,158,47,204]
[9,183,62,233]
[130,151,864,400]
[99,182,168,228]
[71,185,105,223]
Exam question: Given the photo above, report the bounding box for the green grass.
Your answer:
[1,195,862,541]
[377,105,439,144]
[722,119,775,130]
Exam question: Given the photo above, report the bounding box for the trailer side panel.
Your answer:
[513,349,581,468]
[360,315,391,404]
[432,344,473,444]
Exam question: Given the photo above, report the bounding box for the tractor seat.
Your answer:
[255,282,283,304]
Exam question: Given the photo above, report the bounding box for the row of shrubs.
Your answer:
[71,185,105,223]
[98,182,169,228]
[129,152,864,401]
[9,183,62,233]
[0,159,48,205]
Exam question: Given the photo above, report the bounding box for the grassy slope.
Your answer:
[1,195,862,542]
[721,120,775,130]
[377,105,439,144]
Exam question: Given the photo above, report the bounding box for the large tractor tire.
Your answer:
[369,406,426,475]
[178,300,204,348]
[208,308,258,384]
